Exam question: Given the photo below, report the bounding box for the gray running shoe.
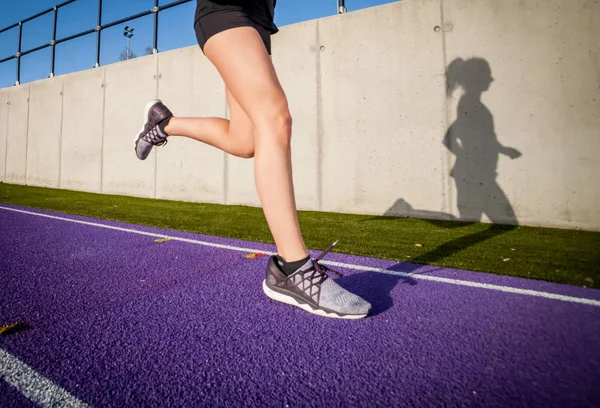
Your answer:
[134,99,173,160]
[263,241,372,319]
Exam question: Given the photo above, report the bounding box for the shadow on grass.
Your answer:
[359,198,476,229]
[410,223,517,266]
[335,224,516,316]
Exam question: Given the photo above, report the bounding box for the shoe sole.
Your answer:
[262,280,368,320]
[133,99,162,160]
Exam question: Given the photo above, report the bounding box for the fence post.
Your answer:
[50,6,58,77]
[153,0,159,54]
[16,22,23,85]
[95,0,103,67]
[337,0,347,14]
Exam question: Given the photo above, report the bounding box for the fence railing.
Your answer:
[0,0,348,86]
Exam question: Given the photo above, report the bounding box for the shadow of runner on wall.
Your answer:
[384,57,522,260]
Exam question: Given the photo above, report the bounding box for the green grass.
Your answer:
[1,182,599,289]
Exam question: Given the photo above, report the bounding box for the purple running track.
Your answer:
[0,204,599,407]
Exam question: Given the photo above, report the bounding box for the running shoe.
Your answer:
[134,99,173,160]
[263,241,372,319]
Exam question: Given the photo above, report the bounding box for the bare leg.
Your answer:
[164,88,256,159]
[198,26,308,262]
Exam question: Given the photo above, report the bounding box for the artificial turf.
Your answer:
[1,182,599,289]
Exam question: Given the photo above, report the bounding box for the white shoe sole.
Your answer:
[133,99,162,153]
[262,280,368,320]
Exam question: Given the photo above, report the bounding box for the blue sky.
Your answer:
[0,0,397,88]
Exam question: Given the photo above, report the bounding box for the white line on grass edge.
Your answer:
[0,349,90,408]
[1,205,599,307]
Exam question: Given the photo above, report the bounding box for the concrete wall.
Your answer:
[4,85,29,185]
[441,0,600,227]
[318,0,450,217]
[60,68,104,192]
[0,90,8,183]
[156,46,226,204]
[26,78,62,188]
[0,0,598,231]
[102,55,158,198]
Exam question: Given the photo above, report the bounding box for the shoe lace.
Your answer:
[143,125,168,146]
[307,240,344,284]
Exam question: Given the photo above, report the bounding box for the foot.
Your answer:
[134,100,173,160]
[263,241,372,319]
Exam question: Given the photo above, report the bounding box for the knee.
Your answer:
[277,109,293,133]
[258,105,293,148]
[272,110,293,149]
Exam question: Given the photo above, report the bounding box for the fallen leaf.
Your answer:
[154,238,171,243]
[415,244,423,248]
[245,253,266,259]
[503,258,510,262]
[0,322,31,336]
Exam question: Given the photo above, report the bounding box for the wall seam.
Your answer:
[439,0,454,218]
[4,91,10,182]
[316,20,324,212]
[58,80,64,188]
[24,85,30,185]
[100,68,107,193]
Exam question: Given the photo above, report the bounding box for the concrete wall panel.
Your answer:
[60,68,105,193]
[5,85,29,185]
[102,55,158,198]
[156,47,226,204]
[0,88,9,182]
[319,1,448,217]
[443,0,600,229]
[224,156,258,207]
[26,78,63,188]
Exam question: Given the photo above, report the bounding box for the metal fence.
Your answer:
[0,0,348,86]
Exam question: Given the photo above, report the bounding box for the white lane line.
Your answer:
[324,260,600,307]
[0,348,90,408]
[0,205,269,254]
[1,205,599,308]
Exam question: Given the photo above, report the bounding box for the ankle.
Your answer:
[160,116,174,136]
[277,248,310,264]
[276,254,311,276]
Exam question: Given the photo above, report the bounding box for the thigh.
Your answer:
[195,10,272,55]
[203,26,287,132]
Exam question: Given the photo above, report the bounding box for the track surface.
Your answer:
[1,204,599,407]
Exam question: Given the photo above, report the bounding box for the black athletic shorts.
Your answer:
[194,10,273,55]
